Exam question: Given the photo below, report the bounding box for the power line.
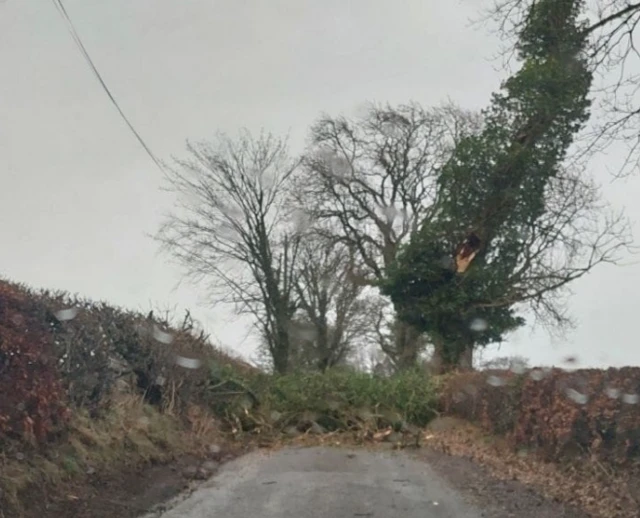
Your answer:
[51,0,165,173]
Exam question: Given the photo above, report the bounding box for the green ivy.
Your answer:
[382,0,592,365]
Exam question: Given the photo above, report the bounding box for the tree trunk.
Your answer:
[317,348,331,372]
[429,338,447,375]
[315,324,330,372]
[272,347,289,375]
[457,345,474,370]
[394,320,422,370]
[272,325,291,375]
[429,338,474,374]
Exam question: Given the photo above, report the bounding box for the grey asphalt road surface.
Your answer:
[150,446,482,518]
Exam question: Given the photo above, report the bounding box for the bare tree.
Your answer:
[346,340,396,375]
[476,166,629,332]
[155,130,301,374]
[481,0,640,176]
[291,238,373,371]
[295,101,483,368]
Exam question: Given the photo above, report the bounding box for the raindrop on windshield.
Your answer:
[153,325,174,344]
[293,209,312,235]
[55,307,79,321]
[288,320,318,342]
[529,368,551,381]
[469,318,488,332]
[605,387,620,399]
[438,255,454,270]
[565,388,588,405]
[486,375,506,387]
[11,314,24,326]
[260,171,275,190]
[510,361,528,375]
[380,204,400,224]
[175,356,202,369]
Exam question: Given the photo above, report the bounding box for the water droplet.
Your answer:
[380,204,400,223]
[452,391,466,403]
[463,384,479,396]
[380,121,403,138]
[260,171,275,190]
[469,318,488,332]
[134,323,150,336]
[529,369,544,381]
[605,387,620,399]
[218,221,238,239]
[10,314,24,326]
[622,393,639,405]
[510,362,527,375]
[438,255,454,270]
[319,274,332,292]
[55,307,79,321]
[487,375,506,387]
[221,200,243,219]
[299,327,317,341]
[565,388,588,405]
[293,209,312,235]
[155,375,166,386]
[529,368,551,381]
[317,150,351,181]
[289,321,317,341]
[153,325,174,344]
[16,452,24,461]
[175,355,201,369]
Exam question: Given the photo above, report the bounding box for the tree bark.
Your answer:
[457,345,474,370]
[429,337,446,375]
[271,324,291,375]
[429,338,474,374]
[394,320,422,370]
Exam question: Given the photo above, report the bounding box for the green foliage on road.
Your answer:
[261,368,439,427]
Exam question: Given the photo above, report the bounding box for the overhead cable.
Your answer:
[52,0,165,173]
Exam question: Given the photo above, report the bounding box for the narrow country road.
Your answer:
[148,446,481,518]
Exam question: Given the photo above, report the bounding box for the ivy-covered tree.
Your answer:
[382,0,629,371]
[484,0,640,177]
[296,102,482,369]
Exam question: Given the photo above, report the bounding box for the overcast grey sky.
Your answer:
[1,0,639,368]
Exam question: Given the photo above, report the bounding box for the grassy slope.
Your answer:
[0,278,440,517]
[0,278,254,517]
[2,277,639,517]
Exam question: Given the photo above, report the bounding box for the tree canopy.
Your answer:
[484,0,640,177]
[382,0,629,369]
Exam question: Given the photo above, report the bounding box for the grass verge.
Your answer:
[0,393,223,517]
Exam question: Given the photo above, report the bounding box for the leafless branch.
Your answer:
[295,101,484,283]
[472,163,632,327]
[477,0,640,176]
[155,130,303,373]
